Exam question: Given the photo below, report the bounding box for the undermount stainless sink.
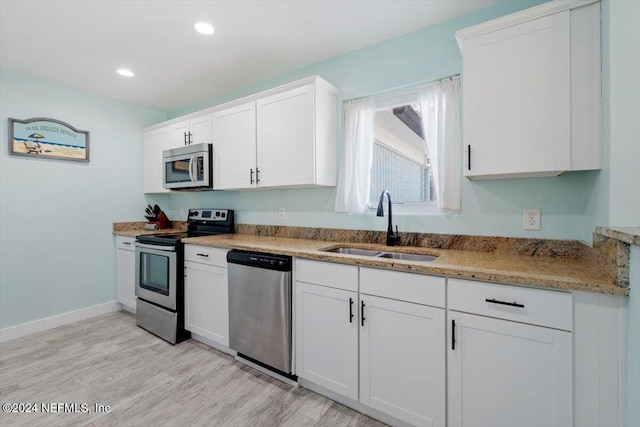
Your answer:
[322,247,438,262]
[377,252,438,262]
[323,247,383,256]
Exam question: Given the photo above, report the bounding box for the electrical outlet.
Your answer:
[523,208,541,230]
[278,208,286,220]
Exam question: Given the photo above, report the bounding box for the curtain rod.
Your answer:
[346,73,460,103]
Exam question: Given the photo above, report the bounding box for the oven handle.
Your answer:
[134,242,177,252]
[188,155,196,182]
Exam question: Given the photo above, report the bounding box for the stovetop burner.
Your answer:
[136,209,234,245]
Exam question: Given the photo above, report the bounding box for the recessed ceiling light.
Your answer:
[194,22,214,35]
[117,69,134,77]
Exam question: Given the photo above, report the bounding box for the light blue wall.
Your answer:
[0,72,167,329]
[158,0,604,243]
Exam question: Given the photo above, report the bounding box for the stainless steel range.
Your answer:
[135,209,234,344]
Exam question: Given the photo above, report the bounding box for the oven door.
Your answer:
[135,243,177,310]
[163,152,210,189]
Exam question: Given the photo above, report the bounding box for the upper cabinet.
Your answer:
[143,76,337,193]
[169,113,213,148]
[214,77,337,190]
[456,0,600,180]
[212,101,257,190]
[142,126,170,194]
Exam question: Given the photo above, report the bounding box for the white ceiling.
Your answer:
[0,0,498,112]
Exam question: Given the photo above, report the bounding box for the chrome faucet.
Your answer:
[377,190,401,246]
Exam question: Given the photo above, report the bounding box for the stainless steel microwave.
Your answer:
[163,143,213,190]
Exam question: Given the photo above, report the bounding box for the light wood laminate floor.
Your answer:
[0,311,386,427]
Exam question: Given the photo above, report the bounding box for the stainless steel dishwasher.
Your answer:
[227,250,294,378]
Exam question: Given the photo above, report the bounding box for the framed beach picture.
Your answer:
[9,117,90,162]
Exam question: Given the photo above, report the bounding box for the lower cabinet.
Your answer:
[184,246,229,347]
[115,236,136,311]
[447,278,573,427]
[447,312,572,427]
[295,281,358,400]
[360,294,445,427]
[295,260,446,427]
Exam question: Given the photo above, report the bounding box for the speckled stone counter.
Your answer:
[113,222,629,296]
[596,226,640,247]
[113,221,187,237]
[182,233,628,297]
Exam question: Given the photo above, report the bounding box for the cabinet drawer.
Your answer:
[448,279,572,331]
[184,245,228,267]
[295,259,358,292]
[360,267,445,308]
[115,236,136,251]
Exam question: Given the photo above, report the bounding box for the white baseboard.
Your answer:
[0,301,121,343]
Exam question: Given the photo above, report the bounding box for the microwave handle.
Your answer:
[188,155,196,182]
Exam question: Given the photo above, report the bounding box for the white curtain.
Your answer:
[335,97,375,213]
[419,76,461,211]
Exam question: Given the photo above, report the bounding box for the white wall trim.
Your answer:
[0,301,120,343]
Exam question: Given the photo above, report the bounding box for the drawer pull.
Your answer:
[122,242,132,245]
[197,253,209,258]
[485,298,525,308]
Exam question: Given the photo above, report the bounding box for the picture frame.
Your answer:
[9,117,90,162]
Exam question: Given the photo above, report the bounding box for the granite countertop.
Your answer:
[113,221,187,237]
[181,233,628,297]
[596,226,640,247]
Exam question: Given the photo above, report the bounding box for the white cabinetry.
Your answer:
[184,246,229,347]
[115,236,136,312]
[360,268,446,427]
[212,102,257,190]
[170,113,213,148]
[295,260,358,399]
[211,76,337,190]
[295,261,445,427]
[257,84,332,188]
[457,0,600,179]
[447,279,573,427]
[142,126,170,194]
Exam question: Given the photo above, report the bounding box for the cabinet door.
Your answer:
[463,12,570,178]
[212,101,257,190]
[169,120,190,148]
[184,261,229,347]
[142,126,170,193]
[116,249,136,310]
[257,85,315,187]
[189,114,213,146]
[295,282,358,400]
[448,312,572,427]
[360,295,445,427]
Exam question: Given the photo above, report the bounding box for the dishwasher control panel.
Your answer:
[227,250,292,272]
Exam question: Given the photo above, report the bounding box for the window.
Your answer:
[370,98,435,207]
[335,76,460,214]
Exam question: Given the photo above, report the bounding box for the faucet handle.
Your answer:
[392,226,401,244]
